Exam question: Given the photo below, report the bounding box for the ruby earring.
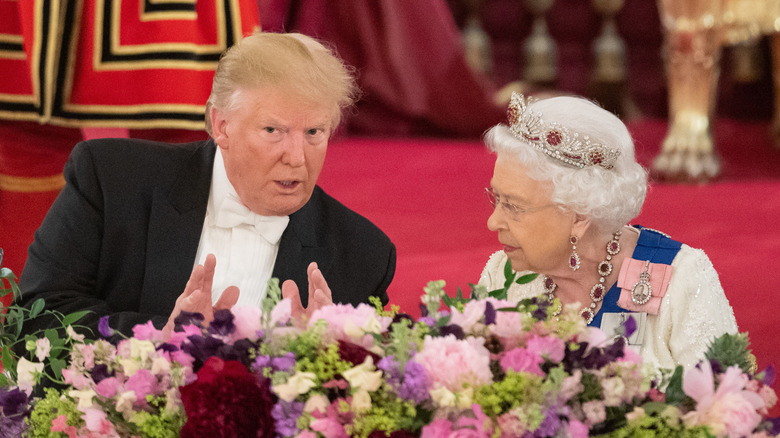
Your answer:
[569,236,581,271]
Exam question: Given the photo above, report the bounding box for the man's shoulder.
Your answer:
[74,137,212,161]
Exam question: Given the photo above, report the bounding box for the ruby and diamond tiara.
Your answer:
[506,92,620,170]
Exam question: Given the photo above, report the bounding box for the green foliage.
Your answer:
[26,387,82,437]
[705,332,754,374]
[351,390,423,438]
[0,265,91,387]
[663,366,689,406]
[131,396,186,438]
[295,342,352,382]
[369,295,399,318]
[473,370,545,418]
[593,403,714,438]
[438,259,538,311]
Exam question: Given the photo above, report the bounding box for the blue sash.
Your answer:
[589,226,683,327]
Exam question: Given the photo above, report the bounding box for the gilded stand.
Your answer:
[654,0,780,182]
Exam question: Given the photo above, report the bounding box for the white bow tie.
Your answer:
[213,194,290,245]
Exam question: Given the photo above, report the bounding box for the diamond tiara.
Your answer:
[506,92,620,170]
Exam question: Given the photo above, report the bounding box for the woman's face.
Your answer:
[487,156,576,273]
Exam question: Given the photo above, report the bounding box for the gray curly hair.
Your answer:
[484,95,648,234]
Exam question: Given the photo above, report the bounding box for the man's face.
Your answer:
[211,87,333,216]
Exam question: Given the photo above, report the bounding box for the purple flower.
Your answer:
[484,301,496,325]
[98,315,114,338]
[90,363,113,383]
[623,315,637,338]
[174,311,205,329]
[398,361,431,403]
[439,324,465,340]
[762,365,775,386]
[417,316,436,327]
[378,356,402,388]
[533,407,562,437]
[254,352,297,374]
[0,387,30,438]
[272,352,297,372]
[271,400,304,437]
[208,309,235,336]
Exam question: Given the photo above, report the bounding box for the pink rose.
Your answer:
[500,347,544,376]
[310,417,349,438]
[683,362,764,437]
[526,334,565,362]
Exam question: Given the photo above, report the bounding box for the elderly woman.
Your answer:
[478,92,738,372]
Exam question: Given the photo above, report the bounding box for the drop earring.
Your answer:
[569,236,581,271]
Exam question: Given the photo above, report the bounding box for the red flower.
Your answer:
[180,356,275,438]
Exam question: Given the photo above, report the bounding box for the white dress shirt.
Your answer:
[194,148,290,308]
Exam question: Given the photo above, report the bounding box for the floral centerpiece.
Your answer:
[1,261,778,437]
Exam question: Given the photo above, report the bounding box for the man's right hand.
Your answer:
[162,253,239,338]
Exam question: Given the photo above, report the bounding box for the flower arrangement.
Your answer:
[1,262,778,437]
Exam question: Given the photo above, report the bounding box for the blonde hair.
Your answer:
[205,31,359,136]
[485,95,648,234]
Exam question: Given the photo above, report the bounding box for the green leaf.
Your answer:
[488,288,507,300]
[14,311,24,338]
[49,356,67,380]
[516,273,539,285]
[61,310,91,327]
[664,366,686,405]
[29,298,45,319]
[502,259,515,290]
[1,346,15,375]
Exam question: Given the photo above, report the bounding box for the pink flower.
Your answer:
[683,362,765,437]
[618,344,643,364]
[308,303,391,349]
[228,306,262,343]
[75,344,95,370]
[62,368,91,390]
[50,415,78,437]
[500,347,544,376]
[559,370,584,401]
[420,418,454,438]
[453,404,493,437]
[567,419,589,438]
[496,412,526,437]
[95,377,122,398]
[125,369,158,407]
[449,298,514,333]
[132,321,163,342]
[309,417,348,438]
[413,335,492,391]
[82,408,118,435]
[758,385,778,411]
[526,334,565,362]
[582,400,606,425]
[578,327,609,351]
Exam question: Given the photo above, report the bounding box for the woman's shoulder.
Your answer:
[479,250,508,289]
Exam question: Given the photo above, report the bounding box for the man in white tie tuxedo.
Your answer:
[17,32,396,338]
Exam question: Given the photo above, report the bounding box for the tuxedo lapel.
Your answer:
[139,141,215,314]
[273,187,330,308]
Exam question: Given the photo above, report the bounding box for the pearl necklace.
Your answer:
[543,231,622,324]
